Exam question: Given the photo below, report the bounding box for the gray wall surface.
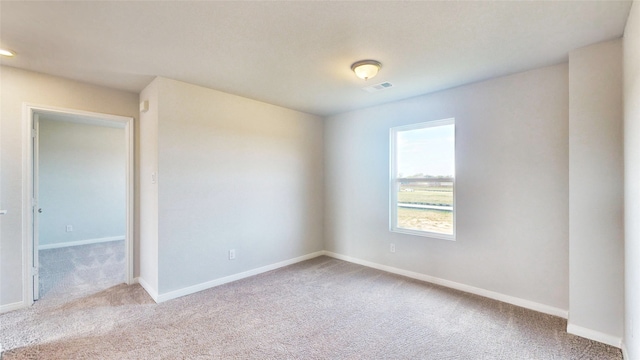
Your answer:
[568,39,624,341]
[139,77,325,295]
[139,78,160,294]
[324,64,570,311]
[624,1,640,357]
[38,118,126,247]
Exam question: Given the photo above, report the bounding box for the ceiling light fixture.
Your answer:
[0,49,16,57]
[351,60,382,80]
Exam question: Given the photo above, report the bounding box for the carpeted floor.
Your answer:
[0,256,623,359]
[38,240,125,299]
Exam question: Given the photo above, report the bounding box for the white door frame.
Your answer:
[22,103,135,305]
[32,114,40,301]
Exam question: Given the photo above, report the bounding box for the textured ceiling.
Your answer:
[0,1,633,116]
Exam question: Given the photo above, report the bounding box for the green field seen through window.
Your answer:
[397,184,453,234]
[398,184,453,206]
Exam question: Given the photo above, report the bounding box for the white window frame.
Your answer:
[389,118,456,240]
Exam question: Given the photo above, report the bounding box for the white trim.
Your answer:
[22,103,136,307]
[131,277,140,284]
[0,301,27,314]
[38,236,125,250]
[22,103,33,308]
[567,323,622,348]
[322,251,569,319]
[155,251,325,303]
[137,277,159,302]
[124,112,135,287]
[622,343,628,359]
[391,227,456,241]
[32,114,40,300]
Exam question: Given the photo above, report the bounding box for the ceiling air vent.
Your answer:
[362,81,393,93]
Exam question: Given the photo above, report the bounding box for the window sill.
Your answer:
[390,227,456,241]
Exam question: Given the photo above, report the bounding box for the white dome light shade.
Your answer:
[351,60,381,80]
[0,49,16,57]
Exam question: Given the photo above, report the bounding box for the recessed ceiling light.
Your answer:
[0,49,16,57]
[351,60,382,81]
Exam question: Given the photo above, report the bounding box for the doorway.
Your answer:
[23,104,134,304]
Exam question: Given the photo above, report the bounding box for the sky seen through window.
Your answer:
[396,124,455,178]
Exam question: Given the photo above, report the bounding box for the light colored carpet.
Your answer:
[38,240,125,298]
[0,256,622,359]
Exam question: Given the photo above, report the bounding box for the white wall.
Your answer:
[624,1,640,357]
[37,118,125,247]
[324,64,570,312]
[0,66,138,309]
[140,77,325,296]
[139,78,160,295]
[568,39,624,345]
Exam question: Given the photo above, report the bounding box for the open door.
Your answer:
[23,104,134,306]
[32,113,40,301]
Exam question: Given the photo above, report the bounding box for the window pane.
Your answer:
[396,124,454,178]
[392,121,455,237]
[397,181,453,234]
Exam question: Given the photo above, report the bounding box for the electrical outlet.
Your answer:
[66,225,73,232]
[390,243,396,253]
[229,249,236,260]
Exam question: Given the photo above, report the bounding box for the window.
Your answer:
[390,118,455,240]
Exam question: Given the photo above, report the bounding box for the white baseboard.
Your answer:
[38,236,124,250]
[0,301,27,314]
[567,323,622,349]
[622,342,628,359]
[322,251,569,319]
[137,277,159,303]
[156,251,325,303]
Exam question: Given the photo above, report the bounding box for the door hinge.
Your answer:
[31,128,37,138]
[31,267,39,276]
